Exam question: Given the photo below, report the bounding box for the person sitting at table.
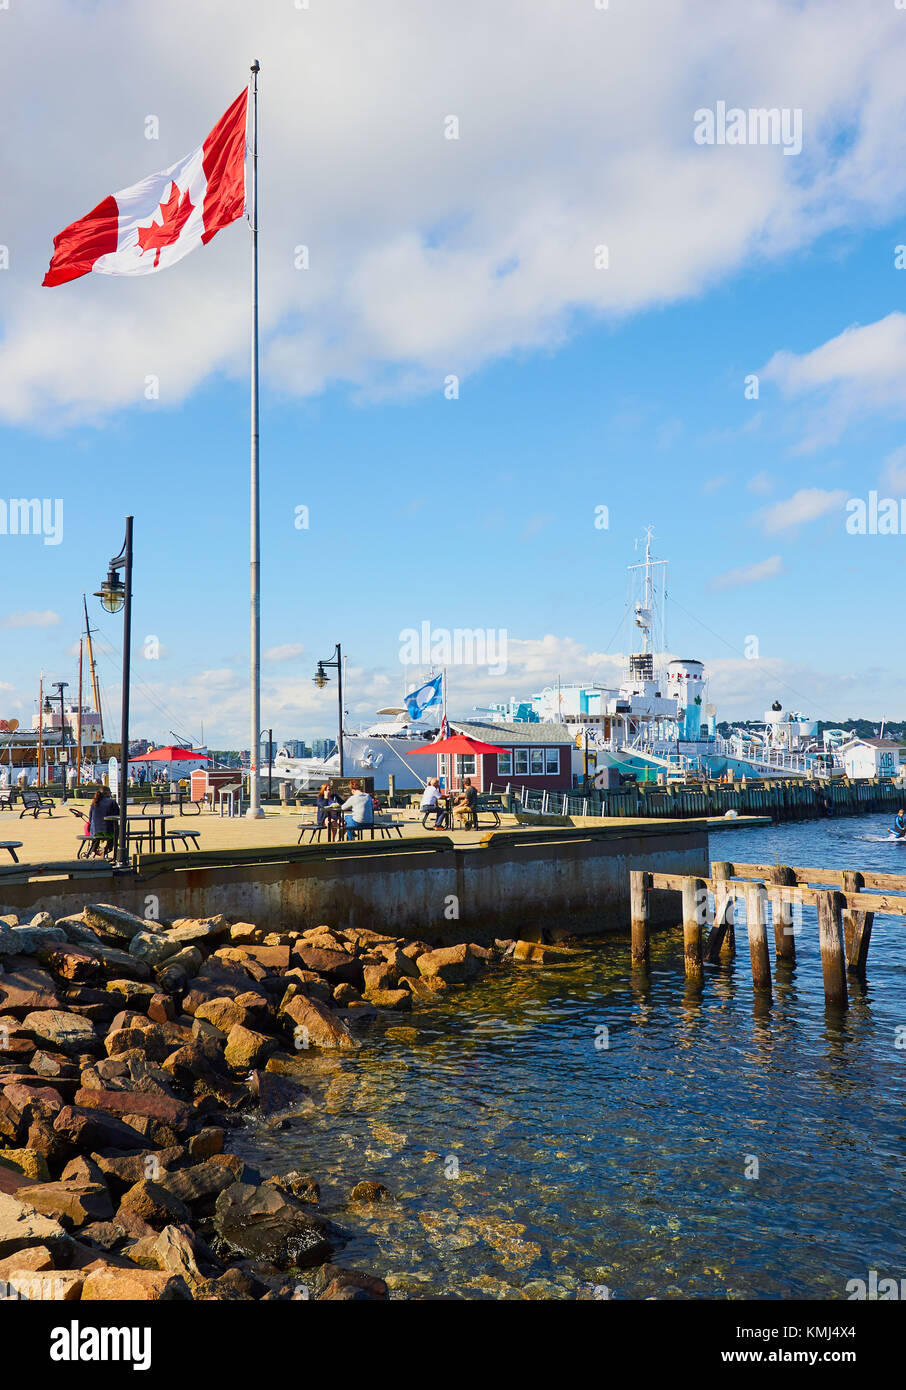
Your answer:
[453,778,478,828]
[420,778,446,829]
[341,780,374,840]
[88,786,119,857]
[316,782,341,842]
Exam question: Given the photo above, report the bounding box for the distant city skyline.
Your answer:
[2,1,905,742]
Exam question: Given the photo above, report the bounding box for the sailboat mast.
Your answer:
[77,637,83,787]
[82,594,103,742]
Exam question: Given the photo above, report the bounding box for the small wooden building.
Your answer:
[443,720,575,792]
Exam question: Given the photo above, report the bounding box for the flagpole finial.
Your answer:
[251,59,260,73]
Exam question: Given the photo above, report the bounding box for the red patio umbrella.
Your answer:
[410,733,503,756]
[130,746,211,762]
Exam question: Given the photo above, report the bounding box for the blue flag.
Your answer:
[404,674,443,721]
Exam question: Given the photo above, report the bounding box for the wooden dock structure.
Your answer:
[629,860,906,1008]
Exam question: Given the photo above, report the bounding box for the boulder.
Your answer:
[15,1178,113,1229]
[0,1189,72,1258]
[92,1148,185,1197]
[128,931,183,967]
[21,1010,97,1055]
[155,1154,244,1208]
[34,942,99,982]
[83,904,160,943]
[0,965,60,1016]
[80,1266,191,1300]
[73,1088,193,1133]
[195,995,267,1033]
[213,1181,338,1268]
[0,1148,50,1181]
[350,1181,390,1203]
[291,945,361,985]
[316,1264,389,1301]
[278,992,359,1052]
[187,1127,224,1161]
[165,917,229,948]
[512,940,583,964]
[224,1024,277,1071]
[53,1104,149,1154]
[118,1178,191,1229]
[362,989,411,1011]
[416,943,481,984]
[246,1069,310,1117]
[147,993,177,1024]
[0,923,66,957]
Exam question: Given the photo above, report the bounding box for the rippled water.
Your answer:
[233,813,906,1299]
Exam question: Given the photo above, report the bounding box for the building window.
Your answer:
[514,749,529,775]
[497,751,513,777]
[454,754,476,776]
[530,748,544,775]
[545,748,559,774]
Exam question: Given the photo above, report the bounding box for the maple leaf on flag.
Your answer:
[136,181,195,267]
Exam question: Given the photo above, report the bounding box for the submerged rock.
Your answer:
[214,1181,340,1269]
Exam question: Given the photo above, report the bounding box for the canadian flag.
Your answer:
[43,89,248,287]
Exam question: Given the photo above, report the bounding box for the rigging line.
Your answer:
[591,599,632,685]
[90,636,201,747]
[665,588,836,722]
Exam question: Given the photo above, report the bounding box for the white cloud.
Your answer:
[757,487,848,533]
[263,643,305,663]
[761,314,906,447]
[2,1,906,424]
[0,610,61,629]
[747,471,774,496]
[710,555,784,591]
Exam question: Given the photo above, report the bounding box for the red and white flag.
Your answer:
[43,89,248,287]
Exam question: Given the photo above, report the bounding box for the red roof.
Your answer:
[130,746,211,762]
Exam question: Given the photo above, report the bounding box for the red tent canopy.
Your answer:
[410,733,503,756]
[130,746,211,762]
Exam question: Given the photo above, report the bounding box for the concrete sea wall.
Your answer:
[0,823,708,942]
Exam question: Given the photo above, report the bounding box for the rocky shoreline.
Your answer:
[0,903,531,1301]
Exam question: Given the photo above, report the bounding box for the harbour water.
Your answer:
[234,812,906,1299]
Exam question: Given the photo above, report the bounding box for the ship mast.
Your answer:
[82,593,104,742]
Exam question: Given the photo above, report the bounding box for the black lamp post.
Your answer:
[313,643,344,776]
[94,516,133,871]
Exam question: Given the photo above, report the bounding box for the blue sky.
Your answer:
[2,1,906,743]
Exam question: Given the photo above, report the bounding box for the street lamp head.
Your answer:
[95,568,125,614]
[313,662,329,689]
[42,697,53,715]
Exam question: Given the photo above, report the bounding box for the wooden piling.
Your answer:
[681,876,705,988]
[816,890,848,1008]
[769,864,798,964]
[745,882,772,996]
[841,870,873,977]
[630,870,651,970]
[705,862,735,962]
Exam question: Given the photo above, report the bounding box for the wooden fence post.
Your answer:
[682,876,705,988]
[630,870,651,970]
[769,864,798,964]
[745,882,772,996]
[841,870,873,976]
[816,890,848,1008]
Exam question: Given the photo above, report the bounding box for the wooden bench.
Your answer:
[18,791,55,819]
[346,818,403,841]
[0,841,22,863]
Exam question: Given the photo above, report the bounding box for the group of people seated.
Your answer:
[316,779,383,842]
[420,777,478,829]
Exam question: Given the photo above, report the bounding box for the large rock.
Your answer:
[53,1104,149,1154]
[155,1154,244,1208]
[213,1181,338,1268]
[128,932,183,967]
[416,943,481,984]
[512,939,583,964]
[194,993,271,1033]
[0,923,67,957]
[118,1178,191,1229]
[21,1010,97,1055]
[73,1088,193,1133]
[291,945,361,985]
[83,905,161,944]
[0,965,60,1016]
[224,1023,277,1071]
[278,992,359,1052]
[166,917,230,948]
[80,1266,191,1300]
[0,1189,71,1258]
[35,942,99,982]
[14,1178,113,1229]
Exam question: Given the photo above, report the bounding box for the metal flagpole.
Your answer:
[247,59,264,817]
